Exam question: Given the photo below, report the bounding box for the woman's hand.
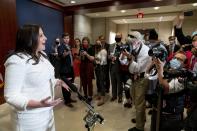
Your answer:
[28,96,63,108]
[40,96,63,107]
[81,51,88,56]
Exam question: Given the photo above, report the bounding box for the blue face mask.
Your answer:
[170,58,182,69]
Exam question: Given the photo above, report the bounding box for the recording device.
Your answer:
[184,11,193,16]
[120,44,129,52]
[64,45,70,52]
[148,46,166,61]
[61,77,104,130]
[163,68,197,81]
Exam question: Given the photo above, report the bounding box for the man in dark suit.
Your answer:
[58,33,76,108]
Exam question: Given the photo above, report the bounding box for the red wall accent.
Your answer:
[0,0,17,104]
[64,15,74,46]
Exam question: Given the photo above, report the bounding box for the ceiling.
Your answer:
[86,3,197,24]
[46,0,197,24]
[49,0,112,6]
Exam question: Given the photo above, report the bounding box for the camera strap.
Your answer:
[133,42,142,62]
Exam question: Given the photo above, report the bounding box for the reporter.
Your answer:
[153,52,187,131]
[4,24,69,131]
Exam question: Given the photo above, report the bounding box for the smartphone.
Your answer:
[184,11,193,16]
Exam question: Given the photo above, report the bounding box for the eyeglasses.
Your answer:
[128,34,136,39]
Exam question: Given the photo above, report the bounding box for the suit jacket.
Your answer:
[58,43,73,75]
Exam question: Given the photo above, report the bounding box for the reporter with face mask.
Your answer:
[153,52,187,131]
[128,31,151,131]
[184,32,197,131]
[108,33,124,103]
[80,37,95,104]
[94,39,108,106]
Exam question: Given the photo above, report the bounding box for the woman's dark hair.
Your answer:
[62,33,69,38]
[74,38,81,48]
[149,29,158,40]
[8,24,47,65]
[82,37,90,44]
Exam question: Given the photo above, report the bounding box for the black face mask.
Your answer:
[115,37,121,43]
[55,41,60,45]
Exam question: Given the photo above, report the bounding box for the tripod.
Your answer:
[61,77,104,131]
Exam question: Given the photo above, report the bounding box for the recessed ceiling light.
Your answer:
[154,0,162,1]
[154,7,160,10]
[121,10,126,13]
[122,19,127,23]
[193,3,197,6]
[70,0,76,4]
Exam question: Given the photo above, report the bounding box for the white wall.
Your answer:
[117,21,172,44]
[181,10,197,36]
[92,18,106,44]
[106,18,117,44]
[74,15,92,42]
[74,10,197,45]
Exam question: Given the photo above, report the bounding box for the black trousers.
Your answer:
[110,65,123,98]
[95,65,108,96]
[121,71,131,99]
[60,68,74,104]
[151,109,183,131]
[105,64,110,93]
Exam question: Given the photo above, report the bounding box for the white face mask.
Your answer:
[131,39,140,50]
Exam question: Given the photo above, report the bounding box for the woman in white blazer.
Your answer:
[4,24,69,131]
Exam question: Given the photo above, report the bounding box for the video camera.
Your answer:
[64,45,70,52]
[163,68,197,81]
[148,46,167,61]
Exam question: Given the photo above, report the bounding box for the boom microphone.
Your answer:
[61,77,78,92]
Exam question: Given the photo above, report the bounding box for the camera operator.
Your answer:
[145,29,168,112]
[109,32,124,103]
[119,38,132,108]
[184,31,197,131]
[50,38,61,78]
[58,33,76,108]
[128,31,151,131]
[153,51,187,131]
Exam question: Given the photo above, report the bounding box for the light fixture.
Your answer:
[95,14,100,16]
[154,7,160,10]
[70,0,76,4]
[122,19,127,23]
[121,10,126,13]
[193,3,197,6]
[154,0,162,1]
